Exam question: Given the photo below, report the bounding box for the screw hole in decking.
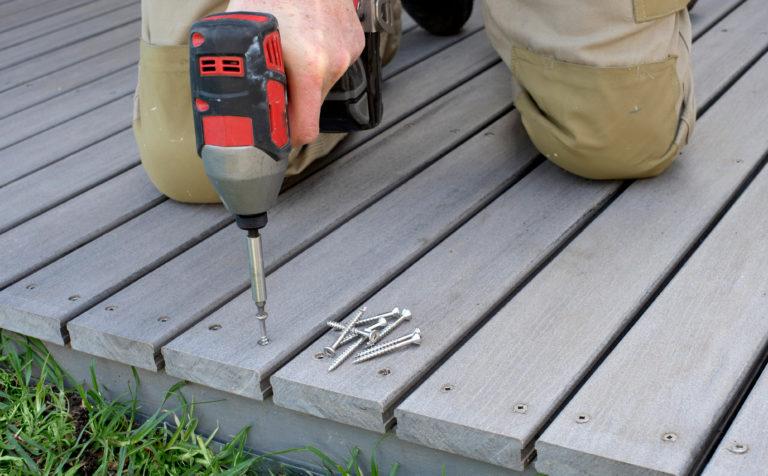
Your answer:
[208,324,222,331]
[313,352,325,360]
[158,316,169,323]
[662,432,678,442]
[25,284,36,290]
[378,368,391,376]
[514,403,528,414]
[105,305,117,312]
[727,442,749,454]
[440,384,455,393]
[68,295,80,302]
[575,414,590,424]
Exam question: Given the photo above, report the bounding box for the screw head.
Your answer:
[313,352,325,360]
[104,305,117,312]
[378,368,391,376]
[726,442,748,454]
[68,294,80,302]
[323,346,336,357]
[440,383,455,393]
[208,324,222,331]
[25,284,36,290]
[513,403,528,414]
[662,432,678,442]
[575,414,590,424]
[157,316,170,323]
[400,309,413,320]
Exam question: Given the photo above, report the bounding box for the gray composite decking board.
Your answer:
[271,0,763,442]
[0,21,138,92]
[0,129,138,235]
[383,6,484,79]
[400,11,417,32]
[0,96,132,187]
[535,151,768,476]
[0,0,136,50]
[689,0,747,41]
[0,198,232,345]
[0,64,135,150]
[0,166,161,291]
[66,39,511,368]
[67,63,514,372]
[0,39,138,118]
[0,0,99,34]
[44,343,527,476]
[703,366,768,476]
[393,27,768,473]
[272,159,619,433]
[159,82,525,401]
[0,0,60,18]
[0,3,139,70]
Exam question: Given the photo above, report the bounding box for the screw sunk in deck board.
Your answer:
[726,442,749,454]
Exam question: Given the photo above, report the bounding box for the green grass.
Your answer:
[0,333,400,475]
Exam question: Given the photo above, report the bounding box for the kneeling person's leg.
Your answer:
[482,0,695,180]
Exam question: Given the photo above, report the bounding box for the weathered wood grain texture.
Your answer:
[272,160,619,433]
[0,0,98,33]
[0,130,138,234]
[0,21,138,92]
[0,3,139,69]
[536,149,768,476]
[0,199,231,345]
[703,367,768,476]
[160,93,528,401]
[0,167,161,290]
[68,63,514,371]
[384,6,484,79]
[0,0,135,50]
[394,25,768,472]
[332,30,498,158]
[0,42,137,117]
[0,97,132,187]
[0,65,136,150]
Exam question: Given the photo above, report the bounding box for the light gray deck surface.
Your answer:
[2,0,768,474]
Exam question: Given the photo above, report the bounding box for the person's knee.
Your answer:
[512,48,692,180]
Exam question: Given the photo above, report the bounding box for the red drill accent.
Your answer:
[195,98,209,112]
[202,116,255,147]
[191,32,205,47]
[263,31,284,73]
[199,56,245,77]
[266,80,288,148]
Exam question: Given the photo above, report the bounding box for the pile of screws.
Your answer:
[322,306,421,372]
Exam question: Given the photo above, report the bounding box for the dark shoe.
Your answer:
[401,0,474,36]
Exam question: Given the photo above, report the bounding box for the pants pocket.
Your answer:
[633,0,688,22]
[512,47,687,180]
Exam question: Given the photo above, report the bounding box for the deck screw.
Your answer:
[357,328,421,358]
[726,442,749,454]
[313,352,326,360]
[105,305,117,312]
[208,324,222,331]
[25,284,36,290]
[662,432,678,442]
[68,294,80,302]
[365,309,412,347]
[575,414,590,424]
[440,383,455,393]
[354,329,421,363]
[378,368,391,376]
[356,308,400,327]
[513,403,528,414]
[157,316,169,323]
[324,307,366,357]
[329,337,366,372]
[327,321,380,344]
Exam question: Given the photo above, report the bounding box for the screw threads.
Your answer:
[356,308,400,327]
[325,307,366,356]
[329,337,366,372]
[357,329,420,357]
[366,309,411,347]
[354,330,421,363]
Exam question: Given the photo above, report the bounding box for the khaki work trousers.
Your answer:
[134,0,694,203]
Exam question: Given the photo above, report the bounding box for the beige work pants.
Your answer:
[484,0,695,179]
[133,0,401,203]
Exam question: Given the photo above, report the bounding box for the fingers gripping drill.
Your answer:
[189,2,394,345]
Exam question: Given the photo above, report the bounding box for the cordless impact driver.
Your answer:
[189,1,394,345]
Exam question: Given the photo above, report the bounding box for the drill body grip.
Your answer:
[190,13,290,162]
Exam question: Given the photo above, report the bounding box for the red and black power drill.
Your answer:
[189,1,394,346]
